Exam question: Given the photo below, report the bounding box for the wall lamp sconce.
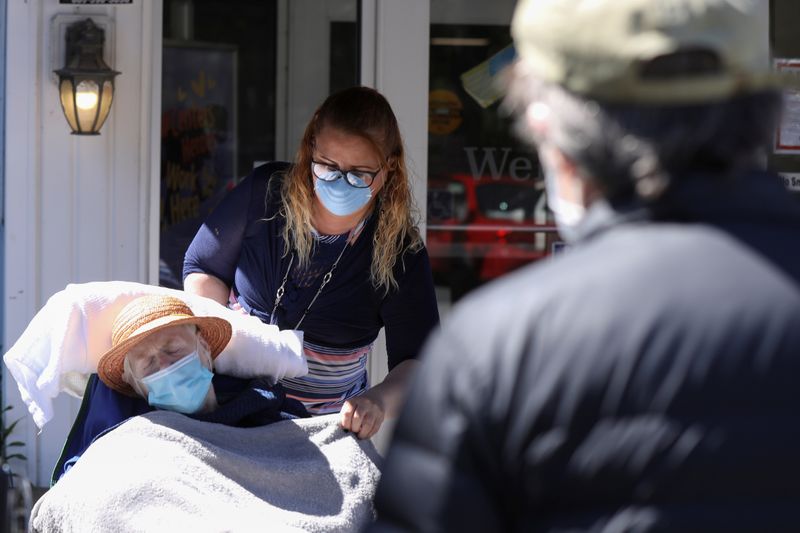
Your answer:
[53,18,120,135]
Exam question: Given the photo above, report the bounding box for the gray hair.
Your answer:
[504,61,782,201]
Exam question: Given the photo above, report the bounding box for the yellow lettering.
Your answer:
[169,195,200,225]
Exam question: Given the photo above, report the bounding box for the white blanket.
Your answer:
[31,412,382,533]
[3,281,308,429]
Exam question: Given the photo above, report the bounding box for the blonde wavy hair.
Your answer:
[278,86,422,293]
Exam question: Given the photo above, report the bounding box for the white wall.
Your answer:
[3,0,162,486]
[278,0,358,161]
[360,0,430,452]
[0,0,6,366]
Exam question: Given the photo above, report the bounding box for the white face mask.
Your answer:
[541,157,587,243]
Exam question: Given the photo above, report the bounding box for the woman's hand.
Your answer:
[339,359,419,439]
[341,391,385,439]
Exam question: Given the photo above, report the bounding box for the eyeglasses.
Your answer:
[311,160,380,189]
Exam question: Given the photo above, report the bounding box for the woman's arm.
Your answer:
[340,359,418,439]
[340,246,440,439]
[183,166,283,295]
[184,272,230,306]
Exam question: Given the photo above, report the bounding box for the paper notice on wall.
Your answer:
[774,59,800,154]
[779,173,800,192]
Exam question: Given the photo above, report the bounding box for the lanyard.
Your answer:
[269,219,365,330]
[269,241,348,330]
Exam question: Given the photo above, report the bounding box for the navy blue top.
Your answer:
[183,161,440,370]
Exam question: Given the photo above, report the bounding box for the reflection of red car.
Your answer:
[426,174,560,299]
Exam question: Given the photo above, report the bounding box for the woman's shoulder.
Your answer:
[241,161,292,217]
[251,161,291,191]
[388,237,429,283]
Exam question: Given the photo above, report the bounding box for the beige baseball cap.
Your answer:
[511,0,781,104]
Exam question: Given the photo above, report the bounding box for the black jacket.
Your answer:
[369,171,800,532]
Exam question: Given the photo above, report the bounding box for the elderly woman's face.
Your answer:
[125,324,200,379]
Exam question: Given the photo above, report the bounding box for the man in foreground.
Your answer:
[370,0,800,531]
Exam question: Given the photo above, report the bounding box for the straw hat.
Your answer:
[97,294,232,397]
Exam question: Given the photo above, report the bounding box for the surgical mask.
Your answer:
[543,163,586,243]
[314,177,372,216]
[140,351,213,414]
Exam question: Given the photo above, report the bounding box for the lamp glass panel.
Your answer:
[75,81,99,110]
[59,79,80,132]
[75,80,101,132]
[95,81,115,131]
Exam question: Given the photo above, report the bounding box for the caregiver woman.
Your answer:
[183,86,439,439]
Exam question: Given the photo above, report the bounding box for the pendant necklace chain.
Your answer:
[270,219,363,329]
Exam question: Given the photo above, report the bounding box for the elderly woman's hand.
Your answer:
[340,391,385,439]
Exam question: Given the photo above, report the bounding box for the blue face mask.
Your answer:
[140,351,213,414]
[542,158,586,244]
[315,177,372,217]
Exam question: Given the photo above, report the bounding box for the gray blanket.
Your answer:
[31,411,383,532]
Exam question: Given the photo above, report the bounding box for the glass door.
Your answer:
[428,0,557,305]
[158,0,358,288]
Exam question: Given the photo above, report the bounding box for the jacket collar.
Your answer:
[574,170,800,244]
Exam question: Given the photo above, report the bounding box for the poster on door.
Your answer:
[774,58,800,154]
[779,172,800,192]
[160,41,238,288]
